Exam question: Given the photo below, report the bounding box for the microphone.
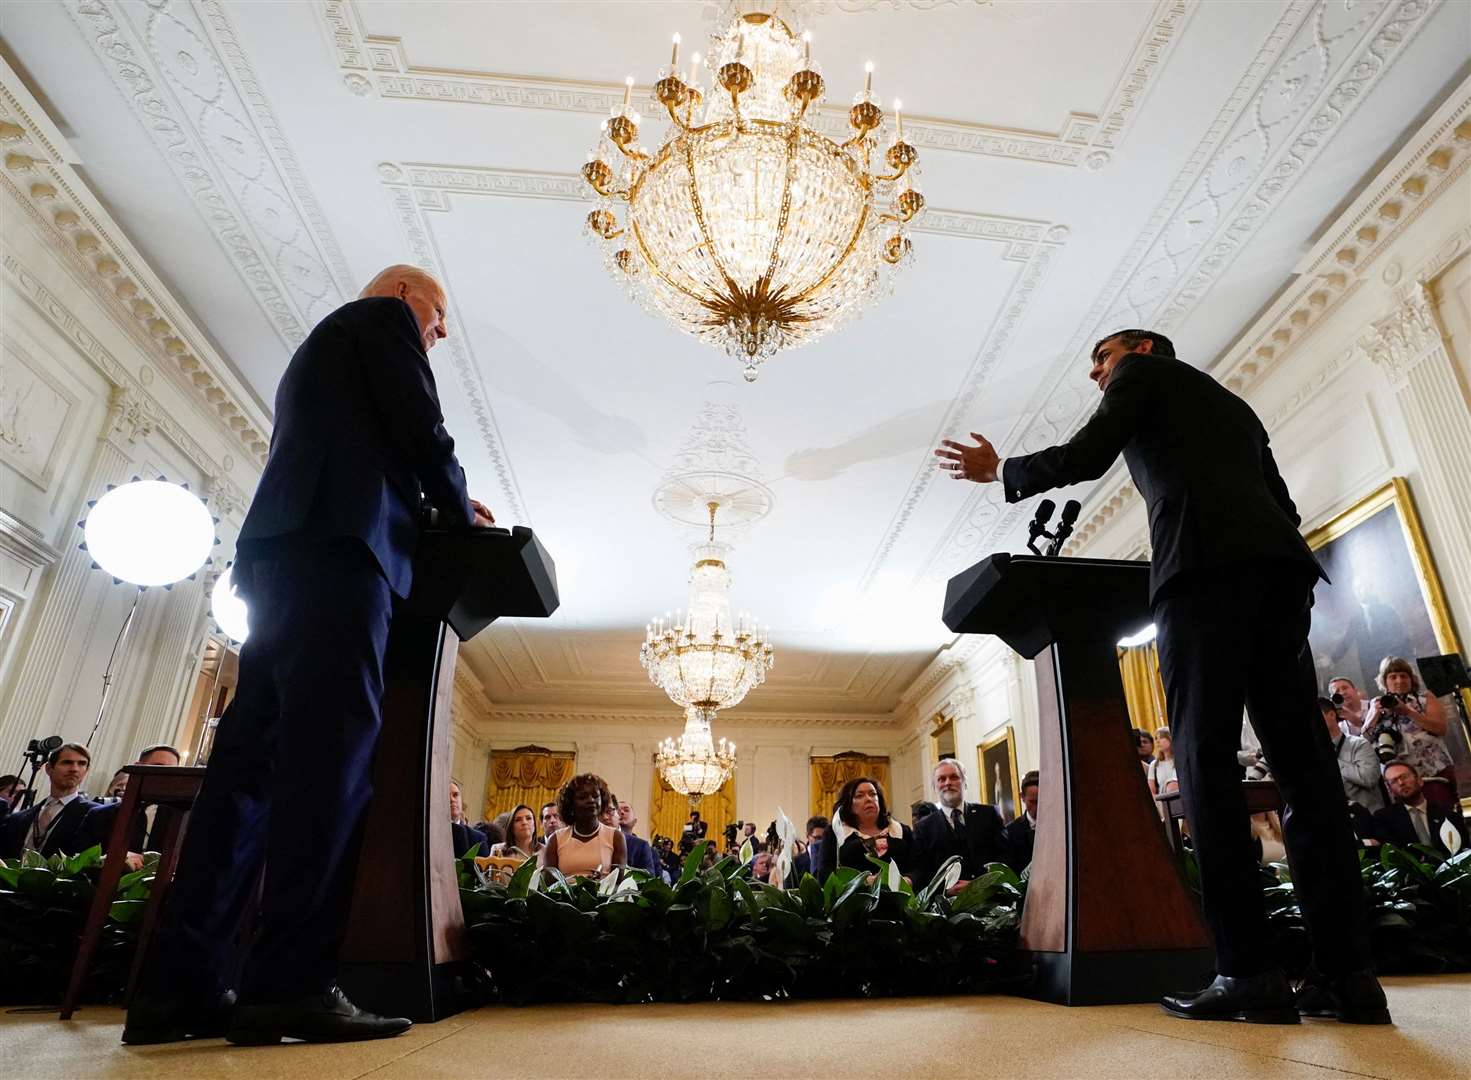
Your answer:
[1046,499,1082,557]
[1026,499,1056,556]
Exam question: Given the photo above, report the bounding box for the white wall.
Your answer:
[0,62,266,787]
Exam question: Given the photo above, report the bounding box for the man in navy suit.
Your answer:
[937,329,1384,1025]
[911,758,1010,890]
[609,796,660,877]
[1373,761,1467,856]
[128,266,495,1046]
[790,815,828,883]
[0,743,96,859]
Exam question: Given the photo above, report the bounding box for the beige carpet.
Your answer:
[3,975,1467,1080]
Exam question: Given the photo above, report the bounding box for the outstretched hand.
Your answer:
[933,433,1000,483]
[470,498,496,527]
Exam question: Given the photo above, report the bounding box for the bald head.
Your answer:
[360,264,448,352]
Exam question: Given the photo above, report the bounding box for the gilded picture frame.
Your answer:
[977,726,1022,823]
[1304,476,1471,797]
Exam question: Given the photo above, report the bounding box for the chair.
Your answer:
[59,764,206,1019]
[1155,779,1285,873]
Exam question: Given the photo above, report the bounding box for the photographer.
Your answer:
[1318,696,1384,820]
[1363,656,1455,814]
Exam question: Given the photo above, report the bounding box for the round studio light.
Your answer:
[83,479,214,587]
[210,566,249,643]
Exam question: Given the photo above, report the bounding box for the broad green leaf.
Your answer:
[679,840,710,884]
[507,855,538,899]
[949,870,1004,914]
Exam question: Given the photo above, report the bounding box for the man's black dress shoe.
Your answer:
[1296,968,1393,1024]
[121,990,237,1044]
[1161,971,1300,1024]
[225,985,412,1045]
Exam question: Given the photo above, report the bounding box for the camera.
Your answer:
[723,821,742,847]
[1378,693,1401,710]
[1373,725,1403,764]
[1329,691,1344,706]
[22,735,62,766]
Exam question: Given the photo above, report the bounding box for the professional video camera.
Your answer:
[723,820,743,848]
[1372,724,1404,764]
[22,735,62,766]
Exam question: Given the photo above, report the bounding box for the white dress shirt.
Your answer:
[26,791,83,850]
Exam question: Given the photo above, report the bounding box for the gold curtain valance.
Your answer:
[1117,642,1168,734]
[649,767,734,850]
[483,746,576,823]
[810,752,891,820]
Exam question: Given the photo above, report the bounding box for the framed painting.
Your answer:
[978,726,1021,823]
[1305,477,1471,795]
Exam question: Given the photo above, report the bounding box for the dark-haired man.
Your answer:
[792,816,828,880]
[936,329,1386,1025]
[0,743,96,859]
[1004,771,1039,871]
[540,801,563,837]
[1372,761,1465,856]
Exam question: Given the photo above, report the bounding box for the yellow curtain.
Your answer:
[1117,642,1168,734]
[649,768,734,850]
[483,746,576,822]
[810,752,892,820]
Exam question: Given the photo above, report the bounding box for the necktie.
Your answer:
[1409,805,1431,846]
[30,799,60,849]
[950,807,964,834]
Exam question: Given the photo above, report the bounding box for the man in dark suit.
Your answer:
[790,816,828,882]
[128,266,495,1046]
[615,799,660,878]
[0,743,97,859]
[1004,771,1039,872]
[1373,761,1466,856]
[912,758,1010,890]
[75,745,182,869]
[936,329,1384,1025]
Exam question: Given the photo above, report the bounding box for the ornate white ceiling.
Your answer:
[5,0,1466,718]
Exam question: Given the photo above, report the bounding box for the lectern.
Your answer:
[943,553,1211,1005]
[337,526,558,1022]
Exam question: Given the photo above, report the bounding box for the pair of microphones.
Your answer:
[1026,498,1081,557]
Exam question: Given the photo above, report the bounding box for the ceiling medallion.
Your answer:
[642,501,774,798]
[581,8,924,381]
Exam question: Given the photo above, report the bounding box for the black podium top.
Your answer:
[405,526,558,641]
[942,553,1150,658]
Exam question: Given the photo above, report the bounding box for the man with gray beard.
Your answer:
[911,758,1010,892]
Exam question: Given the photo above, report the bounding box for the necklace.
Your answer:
[571,822,600,841]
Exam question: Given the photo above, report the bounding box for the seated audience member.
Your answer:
[449,781,487,858]
[541,773,626,878]
[0,774,22,820]
[0,743,97,859]
[1372,761,1467,857]
[1134,728,1155,766]
[1320,696,1385,816]
[614,799,660,877]
[910,800,936,828]
[911,758,1009,889]
[1004,771,1038,871]
[816,776,918,884]
[540,801,563,838]
[77,745,183,870]
[488,803,541,861]
[1328,676,1370,737]
[1147,728,1177,796]
[102,769,130,801]
[791,816,828,881]
[1363,656,1457,814]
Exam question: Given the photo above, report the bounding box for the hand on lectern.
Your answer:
[470,498,496,527]
[934,433,999,483]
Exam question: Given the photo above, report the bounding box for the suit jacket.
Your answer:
[452,822,488,858]
[1002,353,1323,604]
[1002,814,1035,872]
[1371,802,1466,857]
[237,297,474,599]
[912,802,1011,886]
[75,801,175,856]
[0,796,99,859]
[623,832,659,876]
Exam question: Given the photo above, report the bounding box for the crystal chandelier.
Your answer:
[581,8,924,381]
[641,502,774,796]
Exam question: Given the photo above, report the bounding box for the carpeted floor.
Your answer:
[3,975,1466,1079]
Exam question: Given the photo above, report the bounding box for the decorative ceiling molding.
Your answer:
[64,0,353,351]
[316,0,1194,170]
[0,55,267,478]
[377,167,530,524]
[919,0,1438,583]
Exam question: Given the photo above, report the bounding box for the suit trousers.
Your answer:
[142,539,392,1003]
[1154,560,1370,978]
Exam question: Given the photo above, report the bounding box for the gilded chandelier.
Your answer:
[642,502,774,797]
[581,8,924,381]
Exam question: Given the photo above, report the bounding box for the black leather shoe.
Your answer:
[121,990,236,1044]
[225,985,411,1045]
[1296,968,1392,1024]
[1161,971,1300,1024]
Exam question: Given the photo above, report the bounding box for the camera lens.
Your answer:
[1379,694,1398,709]
[1330,691,1344,706]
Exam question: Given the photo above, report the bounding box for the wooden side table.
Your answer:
[59,764,207,1019]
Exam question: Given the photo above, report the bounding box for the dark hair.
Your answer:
[137,744,181,763]
[833,776,890,830]
[1094,329,1175,360]
[689,810,701,819]
[1316,696,1340,713]
[1383,759,1420,778]
[48,742,90,767]
[507,803,540,851]
[0,774,21,790]
[1020,770,1039,793]
[911,800,936,823]
[804,815,829,835]
[540,801,558,817]
[1133,728,1154,747]
[557,772,611,826]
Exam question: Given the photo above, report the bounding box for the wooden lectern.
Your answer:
[943,552,1211,1005]
[337,526,558,1022]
